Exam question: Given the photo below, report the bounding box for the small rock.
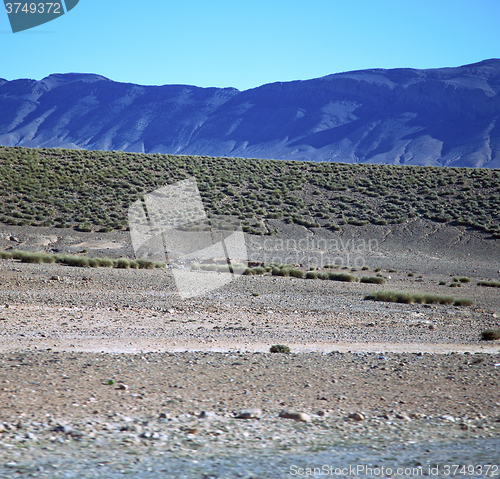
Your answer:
[52,424,72,434]
[50,276,62,281]
[0,423,5,433]
[440,415,456,422]
[198,411,217,419]
[429,324,436,330]
[279,410,311,422]
[117,383,129,390]
[236,408,262,419]
[395,413,412,421]
[158,412,171,419]
[409,412,426,419]
[348,412,364,421]
[9,236,19,242]
[460,423,469,430]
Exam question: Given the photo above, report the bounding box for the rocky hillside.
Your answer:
[1,59,500,167]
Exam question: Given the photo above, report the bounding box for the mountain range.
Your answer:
[1,59,500,168]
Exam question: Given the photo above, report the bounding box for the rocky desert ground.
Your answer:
[0,220,499,478]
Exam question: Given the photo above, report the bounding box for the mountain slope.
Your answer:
[1,60,500,167]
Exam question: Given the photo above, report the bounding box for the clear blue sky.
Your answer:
[1,0,499,91]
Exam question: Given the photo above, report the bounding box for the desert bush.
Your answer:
[481,328,500,340]
[328,272,359,282]
[270,344,291,353]
[477,280,500,288]
[115,258,131,269]
[449,282,460,287]
[305,271,317,279]
[360,276,386,284]
[253,266,267,275]
[99,257,115,268]
[365,291,467,306]
[453,298,474,307]
[457,277,471,283]
[136,259,155,269]
[361,266,369,271]
[374,267,382,272]
[289,269,304,278]
[439,281,447,285]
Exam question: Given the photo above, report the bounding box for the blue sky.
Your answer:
[1,0,500,91]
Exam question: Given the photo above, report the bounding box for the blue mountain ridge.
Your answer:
[1,60,499,167]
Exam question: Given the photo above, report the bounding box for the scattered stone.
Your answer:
[409,412,426,419]
[348,412,365,421]
[52,425,72,434]
[440,415,456,422]
[158,412,171,419]
[395,413,412,421]
[429,324,436,330]
[50,276,62,281]
[236,408,262,419]
[0,423,5,433]
[117,383,128,390]
[198,411,217,419]
[279,410,311,422]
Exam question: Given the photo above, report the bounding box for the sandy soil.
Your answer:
[0,222,499,477]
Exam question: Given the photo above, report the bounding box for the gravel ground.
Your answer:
[0,223,499,477]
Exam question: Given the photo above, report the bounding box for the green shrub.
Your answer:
[453,298,474,307]
[99,257,115,267]
[305,271,317,279]
[481,328,500,340]
[328,272,359,282]
[115,258,131,269]
[289,269,304,278]
[439,281,447,285]
[457,277,471,283]
[365,291,467,306]
[138,260,156,269]
[449,282,460,288]
[477,280,500,288]
[374,267,382,272]
[360,276,386,284]
[270,344,291,353]
[361,266,369,271]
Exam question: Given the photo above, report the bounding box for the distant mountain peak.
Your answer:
[1,60,499,168]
